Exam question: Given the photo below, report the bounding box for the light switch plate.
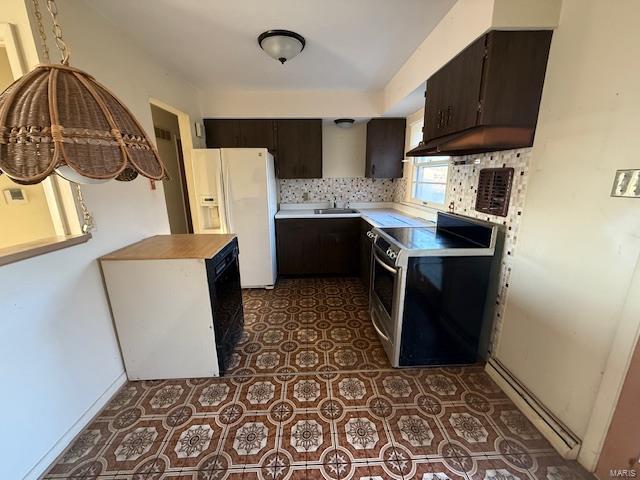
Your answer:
[611,169,640,198]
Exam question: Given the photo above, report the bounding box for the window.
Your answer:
[407,118,449,207]
[0,24,86,266]
[411,157,449,206]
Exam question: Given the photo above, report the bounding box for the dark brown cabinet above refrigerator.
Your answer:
[203,118,322,179]
[407,30,553,157]
[365,118,406,178]
[204,119,276,150]
[275,119,323,179]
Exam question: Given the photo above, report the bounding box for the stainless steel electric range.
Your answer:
[368,212,504,367]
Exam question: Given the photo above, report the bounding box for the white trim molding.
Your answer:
[486,358,581,460]
[24,373,127,480]
[0,22,26,77]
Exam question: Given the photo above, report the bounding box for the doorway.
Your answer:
[150,104,193,234]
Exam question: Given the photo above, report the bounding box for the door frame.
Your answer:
[149,98,200,234]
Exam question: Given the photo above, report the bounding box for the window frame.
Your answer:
[409,156,450,208]
[0,23,88,267]
[405,117,450,209]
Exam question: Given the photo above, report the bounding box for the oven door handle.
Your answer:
[371,308,391,342]
[373,249,398,275]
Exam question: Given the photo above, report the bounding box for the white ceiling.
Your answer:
[86,0,455,91]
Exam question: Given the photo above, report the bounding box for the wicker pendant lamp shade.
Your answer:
[0,64,166,184]
[0,1,166,185]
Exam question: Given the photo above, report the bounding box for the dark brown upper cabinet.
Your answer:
[204,119,275,150]
[275,119,322,179]
[408,30,552,157]
[365,118,406,178]
[423,37,486,141]
[204,119,239,148]
[236,119,276,149]
[203,118,322,178]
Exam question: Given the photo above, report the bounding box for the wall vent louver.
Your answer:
[475,167,514,217]
[154,126,172,141]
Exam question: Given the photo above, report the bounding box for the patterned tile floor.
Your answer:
[44,278,592,480]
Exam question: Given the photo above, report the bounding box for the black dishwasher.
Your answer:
[205,238,244,375]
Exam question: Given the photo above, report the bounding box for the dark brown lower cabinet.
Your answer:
[276,218,360,276]
[275,219,321,275]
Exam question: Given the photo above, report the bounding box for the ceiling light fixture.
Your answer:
[334,118,355,129]
[258,30,306,64]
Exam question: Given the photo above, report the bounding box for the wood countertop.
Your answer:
[100,234,236,261]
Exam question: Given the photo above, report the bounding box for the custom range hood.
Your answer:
[406,126,536,157]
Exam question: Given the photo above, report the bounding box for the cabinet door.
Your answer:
[319,218,360,275]
[424,35,486,140]
[365,118,406,178]
[276,218,360,276]
[423,70,448,142]
[275,119,322,179]
[479,30,553,127]
[276,219,321,275]
[440,35,486,136]
[236,119,275,149]
[204,119,239,148]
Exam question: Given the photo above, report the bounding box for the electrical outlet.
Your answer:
[302,192,310,201]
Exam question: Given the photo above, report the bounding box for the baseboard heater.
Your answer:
[486,357,581,459]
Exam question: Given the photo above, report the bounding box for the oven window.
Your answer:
[373,255,396,317]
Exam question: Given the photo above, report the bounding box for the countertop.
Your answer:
[275,206,434,228]
[101,234,236,261]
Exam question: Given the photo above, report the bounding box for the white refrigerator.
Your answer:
[190,148,277,289]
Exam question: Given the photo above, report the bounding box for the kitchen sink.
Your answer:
[313,208,359,215]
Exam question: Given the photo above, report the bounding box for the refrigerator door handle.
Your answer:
[220,158,233,233]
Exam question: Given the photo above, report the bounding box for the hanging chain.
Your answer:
[31,0,92,232]
[74,183,95,233]
[31,0,50,63]
[44,0,70,65]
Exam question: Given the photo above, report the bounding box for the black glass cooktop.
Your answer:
[380,226,485,251]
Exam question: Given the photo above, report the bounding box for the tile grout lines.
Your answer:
[43,278,592,480]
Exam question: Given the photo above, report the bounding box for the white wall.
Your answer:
[397,109,425,202]
[492,0,640,467]
[200,89,382,118]
[0,175,58,248]
[0,46,14,86]
[0,1,202,479]
[322,120,366,178]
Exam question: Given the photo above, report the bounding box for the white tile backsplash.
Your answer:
[445,148,532,352]
[279,178,397,203]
